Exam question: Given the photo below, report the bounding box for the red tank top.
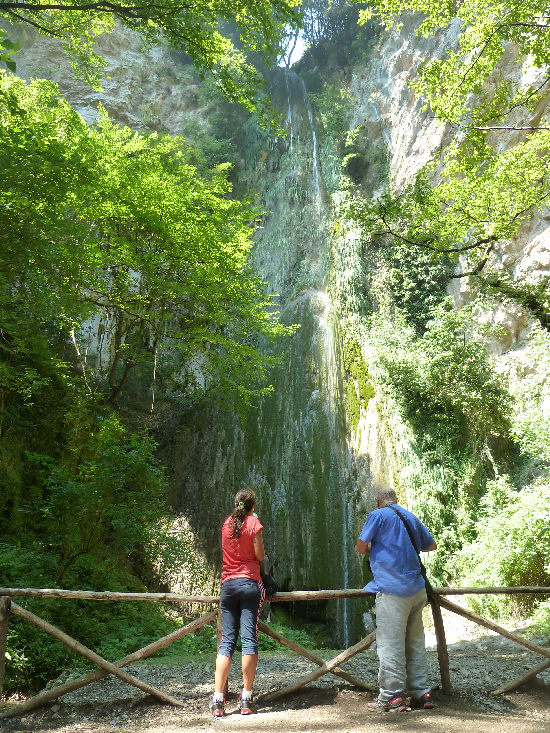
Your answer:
[221,514,263,583]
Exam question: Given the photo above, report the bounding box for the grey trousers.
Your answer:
[375,588,430,701]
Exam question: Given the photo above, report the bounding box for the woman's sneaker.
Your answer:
[410,692,435,709]
[367,695,409,712]
[239,694,257,714]
[209,697,225,717]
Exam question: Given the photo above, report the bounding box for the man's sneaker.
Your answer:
[410,692,435,709]
[209,698,225,717]
[367,695,409,713]
[239,694,257,715]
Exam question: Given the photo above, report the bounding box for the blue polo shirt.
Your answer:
[358,504,435,597]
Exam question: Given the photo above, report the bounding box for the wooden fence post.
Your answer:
[0,596,11,695]
[258,620,375,691]
[438,597,550,660]
[260,629,377,703]
[492,659,550,696]
[429,596,451,694]
[216,602,228,697]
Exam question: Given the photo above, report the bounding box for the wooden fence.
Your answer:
[0,585,549,719]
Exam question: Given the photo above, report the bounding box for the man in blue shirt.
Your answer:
[357,486,437,713]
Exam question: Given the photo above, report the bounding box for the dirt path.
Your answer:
[3,685,550,733]
[2,606,549,733]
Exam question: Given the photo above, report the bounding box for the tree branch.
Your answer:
[448,13,511,101]
[375,212,497,254]
[509,22,550,29]
[449,241,495,278]
[480,275,550,331]
[6,9,60,35]
[474,76,550,128]
[0,2,195,14]
[471,125,550,131]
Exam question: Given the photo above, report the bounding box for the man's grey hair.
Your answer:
[375,486,398,506]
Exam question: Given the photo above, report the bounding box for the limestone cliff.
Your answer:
[5,12,548,642]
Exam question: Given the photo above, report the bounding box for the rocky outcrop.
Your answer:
[339,17,549,496]
[348,18,549,355]
[3,21,206,133]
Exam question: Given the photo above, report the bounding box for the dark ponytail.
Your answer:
[230,488,256,539]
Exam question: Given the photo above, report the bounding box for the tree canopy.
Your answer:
[0,71,291,408]
[0,0,300,120]
[0,1,302,687]
[358,0,550,125]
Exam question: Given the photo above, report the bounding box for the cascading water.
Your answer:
[170,67,369,646]
[284,73,294,152]
[298,76,322,207]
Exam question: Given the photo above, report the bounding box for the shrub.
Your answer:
[455,475,550,618]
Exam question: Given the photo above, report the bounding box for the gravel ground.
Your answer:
[2,604,549,733]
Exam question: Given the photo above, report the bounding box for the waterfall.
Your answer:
[298,75,322,206]
[172,67,367,647]
[284,72,293,152]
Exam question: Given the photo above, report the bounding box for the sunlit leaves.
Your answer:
[0,0,300,122]
[371,300,511,437]
[0,72,292,407]
[0,27,19,72]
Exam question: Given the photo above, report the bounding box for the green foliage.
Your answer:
[455,475,550,617]
[310,83,353,141]
[480,272,550,332]
[299,0,357,45]
[0,27,19,72]
[404,302,510,434]
[0,73,291,410]
[0,539,186,691]
[344,138,550,329]
[357,0,550,125]
[373,242,452,333]
[0,71,295,692]
[532,599,550,640]
[0,403,192,691]
[368,300,513,577]
[373,300,511,442]
[342,337,374,432]
[507,328,550,464]
[351,0,550,328]
[258,621,322,650]
[39,412,174,584]
[0,0,300,125]
[296,0,377,68]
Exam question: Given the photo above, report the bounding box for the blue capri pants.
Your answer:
[218,578,264,657]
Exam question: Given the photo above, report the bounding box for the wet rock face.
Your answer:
[251,69,332,305]
[9,30,366,640]
[166,289,367,646]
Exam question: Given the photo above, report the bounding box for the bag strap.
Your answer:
[387,504,433,598]
[387,504,420,555]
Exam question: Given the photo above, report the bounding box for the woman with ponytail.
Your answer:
[210,488,265,717]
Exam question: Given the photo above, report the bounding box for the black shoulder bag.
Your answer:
[387,504,434,600]
[260,555,278,600]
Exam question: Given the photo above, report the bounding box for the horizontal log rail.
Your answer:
[0,585,548,719]
[0,585,549,602]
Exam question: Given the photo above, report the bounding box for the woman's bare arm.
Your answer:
[253,531,265,562]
